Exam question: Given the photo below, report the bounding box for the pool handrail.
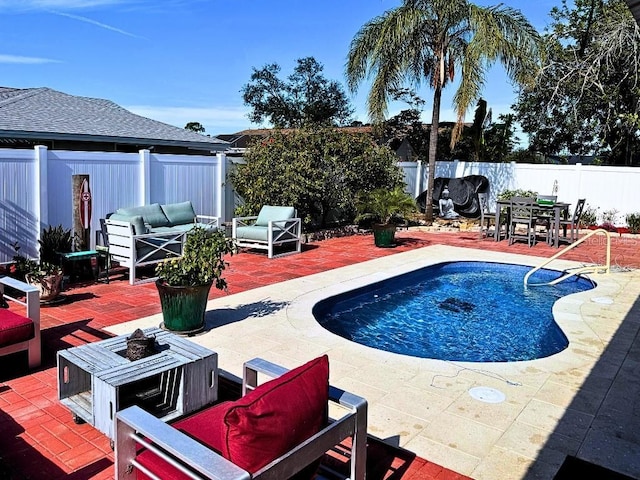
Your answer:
[524,228,611,286]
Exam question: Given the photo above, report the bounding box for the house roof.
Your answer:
[0,87,228,152]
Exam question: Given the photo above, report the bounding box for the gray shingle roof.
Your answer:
[0,87,227,150]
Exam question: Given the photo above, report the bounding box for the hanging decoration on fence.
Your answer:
[72,174,91,250]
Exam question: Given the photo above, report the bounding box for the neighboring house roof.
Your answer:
[0,87,228,153]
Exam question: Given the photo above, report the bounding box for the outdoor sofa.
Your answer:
[105,201,219,285]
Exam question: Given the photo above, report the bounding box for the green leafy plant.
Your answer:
[230,127,404,230]
[155,227,236,288]
[10,242,62,282]
[626,212,640,234]
[580,204,598,227]
[39,224,73,265]
[355,186,417,225]
[497,189,538,201]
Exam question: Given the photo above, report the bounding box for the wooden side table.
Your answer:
[57,327,218,440]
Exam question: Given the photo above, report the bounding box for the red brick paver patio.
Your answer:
[0,229,637,479]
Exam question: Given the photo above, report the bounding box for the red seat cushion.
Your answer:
[136,355,329,479]
[0,309,34,348]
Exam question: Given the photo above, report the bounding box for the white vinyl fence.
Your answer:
[0,147,230,263]
[1,147,639,264]
[400,160,640,225]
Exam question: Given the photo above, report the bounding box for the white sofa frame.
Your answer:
[115,357,367,480]
[105,216,220,285]
[0,276,41,368]
[232,212,302,259]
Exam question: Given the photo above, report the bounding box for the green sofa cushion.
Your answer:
[235,225,269,242]
[117,203,169,228]
[255,206,295,227]
[161,201,196,226]
[109,213,147,235]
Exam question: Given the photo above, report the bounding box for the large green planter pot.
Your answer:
[372,223,397,247]
[156,280,212,335]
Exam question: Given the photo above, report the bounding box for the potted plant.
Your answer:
[155,227,236,334]
[10,242,64,303]
[356,186,416,247]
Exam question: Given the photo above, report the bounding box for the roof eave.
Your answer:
[0,130,229,151]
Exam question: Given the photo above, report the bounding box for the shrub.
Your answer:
[497,189,538,200]
[626,212,640,234]
[601,208,619,226]
[229,127,404,230]
[580,204,598,227]
[39,224,72,265]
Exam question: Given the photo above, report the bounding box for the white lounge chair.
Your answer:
[232,205,302,258]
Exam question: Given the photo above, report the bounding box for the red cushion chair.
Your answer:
[115,355,368,480]
[0,277,40,368]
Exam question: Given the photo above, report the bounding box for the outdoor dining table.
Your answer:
[495,199,571,248]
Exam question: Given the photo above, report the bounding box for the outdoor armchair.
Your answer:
[114,355,367,480]
[232,206,302,258]
[0,276,40,368]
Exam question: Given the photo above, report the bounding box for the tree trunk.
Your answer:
[425,84,442,223]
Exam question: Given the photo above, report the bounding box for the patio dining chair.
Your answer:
[556,198,586,244]
[478,192,506,240]
[534,195,558,245]
[508,196,539,247]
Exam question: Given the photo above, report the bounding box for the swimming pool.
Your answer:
[313,261,595,362]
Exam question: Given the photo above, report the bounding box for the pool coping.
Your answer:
[106,244,640,479]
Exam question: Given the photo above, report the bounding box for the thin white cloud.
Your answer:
[0,1,127,8]
[0,54,60,64]
[49,10,144,38]
[126,105,252,134]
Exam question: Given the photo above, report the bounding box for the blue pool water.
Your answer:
[313,261,595,362]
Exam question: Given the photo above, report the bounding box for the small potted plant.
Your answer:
[11,242,64,303]
[356,186,416,247]
[155,227,236,334]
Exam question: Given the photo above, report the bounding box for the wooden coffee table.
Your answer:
[57,327,217,440]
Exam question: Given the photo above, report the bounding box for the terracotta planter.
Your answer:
[372,223,397,247]
[156,280,212,335]
[26,272,63,303]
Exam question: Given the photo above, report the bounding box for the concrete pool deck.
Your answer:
[106,244,640,480]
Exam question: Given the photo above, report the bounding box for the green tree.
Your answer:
[241,57,354,128]
[482,114,519,162]
[513,0,640,165]
[229,128,404,230]
[346,0,541,221]
[184,122,205,133]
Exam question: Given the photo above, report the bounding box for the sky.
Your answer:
[0,0,561,138]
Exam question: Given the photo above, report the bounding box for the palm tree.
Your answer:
[346,0,542,221]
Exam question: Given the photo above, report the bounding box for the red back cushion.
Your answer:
[217,354,329,472]
[136,355,329,479]
[0,309,34,348]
